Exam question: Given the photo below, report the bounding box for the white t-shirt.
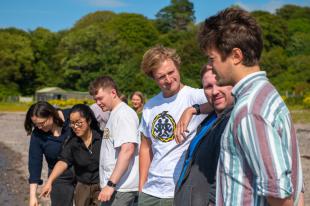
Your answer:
[99,102,139,192]
[139,86,207,198]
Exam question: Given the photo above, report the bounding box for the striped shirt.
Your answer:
[216,71,303,206]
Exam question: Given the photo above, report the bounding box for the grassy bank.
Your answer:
[0,102,309,123]
[0,102,29,112]
[290,110,310,124]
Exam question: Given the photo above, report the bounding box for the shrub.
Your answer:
[48,98,94,108]
[303,94,310,108]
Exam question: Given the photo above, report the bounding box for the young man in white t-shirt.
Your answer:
[89,76,139,206]
[138,45,212,205]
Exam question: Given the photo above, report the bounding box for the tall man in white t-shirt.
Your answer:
[89,76,139,206]
[138,45,211,205]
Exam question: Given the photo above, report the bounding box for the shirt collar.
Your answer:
[232,71,267,99]
[75,129,101,144]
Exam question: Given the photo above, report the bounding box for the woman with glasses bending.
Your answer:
[40,104,103,206]
[25,101,75,206]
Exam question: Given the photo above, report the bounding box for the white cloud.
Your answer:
[84,0,127,7]
[236,0,292,13]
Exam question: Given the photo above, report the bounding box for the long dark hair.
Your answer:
[69,104,101,135]
[24,101,64,135]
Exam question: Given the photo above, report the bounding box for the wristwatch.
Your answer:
[107,180,116,188]
[192,104,201,115]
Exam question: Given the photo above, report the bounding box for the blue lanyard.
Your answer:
[176,113,217,189]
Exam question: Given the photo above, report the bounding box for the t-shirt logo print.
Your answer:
[103,128,110,139]
[151,111,176,142]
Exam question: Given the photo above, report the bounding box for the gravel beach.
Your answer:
[0,112,50,205]
[0,112,309,205]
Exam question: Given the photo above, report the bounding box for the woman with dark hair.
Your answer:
[40,104,103,206]
[24,101,75,206]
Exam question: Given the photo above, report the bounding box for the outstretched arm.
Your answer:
[39,161,68,198]
[29,184,39,206]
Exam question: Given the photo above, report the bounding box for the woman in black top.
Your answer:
[24,101,75,206]
[40,104,102,206]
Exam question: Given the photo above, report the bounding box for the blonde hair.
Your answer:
[141,45,181,78]
[131,91,145,105]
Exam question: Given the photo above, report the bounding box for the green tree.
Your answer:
[272,55,310,94]
[276,4,310,20]
[73,11,116,30]
[252,11,288,50]
[0,28,34,96]
[155,0,195,33]
[57,13,159,91]
[260,47,288,79]
[30,27,62,88]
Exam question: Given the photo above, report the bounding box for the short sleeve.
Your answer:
[114,112,139,148]
[237,114,293,198]
[188,88,207,105]
[139,112,150,139]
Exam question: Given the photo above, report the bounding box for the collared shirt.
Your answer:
[59,129,102,184]
[28,109,74,185]
[216,71,303,205]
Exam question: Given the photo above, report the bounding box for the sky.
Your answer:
[0,0,309,32]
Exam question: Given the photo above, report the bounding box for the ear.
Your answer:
[231,48,243,65]
[110,88,117,97]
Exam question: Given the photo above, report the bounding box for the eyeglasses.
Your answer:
[69,120,85,128]
[33,118,49,128]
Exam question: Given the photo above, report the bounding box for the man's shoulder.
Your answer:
[183,85,202,92]
[236,80,282,114]
[144,92,163,107]
[112,103,138,121]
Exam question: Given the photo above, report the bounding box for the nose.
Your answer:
[212,85,220,96]
[165,74,172,84]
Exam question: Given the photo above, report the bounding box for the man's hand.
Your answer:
[98,186,115,202]
[175,107,196,144]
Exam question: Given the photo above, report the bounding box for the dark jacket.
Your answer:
[174,108,232,206]
[28,109,75,185]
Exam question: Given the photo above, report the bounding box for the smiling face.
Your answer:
[152,59,182,97]
[69,111,90,137]
[202,69,233,114]
[207,48,234,87]
[131,94,143,110]
[31,115,53,132]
